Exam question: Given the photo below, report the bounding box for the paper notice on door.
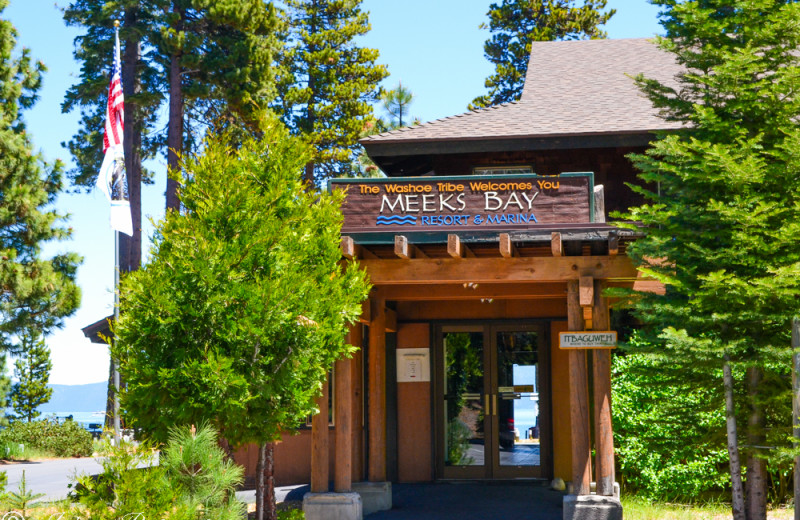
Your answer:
[396,348,430,382]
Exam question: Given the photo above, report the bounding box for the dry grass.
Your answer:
[622,497,794,520]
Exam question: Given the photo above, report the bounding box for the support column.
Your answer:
[335,328,355,492]
[567,280,591,496]
[593,280,615,497]
[351,328,364,482]
[310,373,329,493]
[367,297,387,481]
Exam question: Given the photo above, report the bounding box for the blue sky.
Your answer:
[5,0,662,385]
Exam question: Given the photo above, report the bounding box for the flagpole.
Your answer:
[114,228,121,445]
[112,19,122,446]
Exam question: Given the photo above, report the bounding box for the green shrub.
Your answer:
[612,335,730,501]
[278,510,305,520]
[72,424,244,520]
[0,419,93,458]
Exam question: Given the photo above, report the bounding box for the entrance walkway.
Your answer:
[271,481,564,520]
[367,482,563,520]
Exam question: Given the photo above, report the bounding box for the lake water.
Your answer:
[40,411,107,428]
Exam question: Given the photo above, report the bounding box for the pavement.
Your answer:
[2,459,566,520]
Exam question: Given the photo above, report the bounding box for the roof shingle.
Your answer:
[361,38,684,145]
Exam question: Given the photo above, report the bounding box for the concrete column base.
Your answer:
[303,492,362,520]
[563,494,623,520]
[352,481,392,516]
[566,481,621,499]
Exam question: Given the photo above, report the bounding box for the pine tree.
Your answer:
[617,1,800,517]
[62,0,280,214]
[10,330,53,423]
[276,0,388,186]
[470,0,614,108]
[0,1,82,350]
[380,82,416,130]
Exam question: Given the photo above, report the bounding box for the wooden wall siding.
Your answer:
[430,146,646,217]
[396,323,433,482]
[550,320,572,482]
[233,430,336,487]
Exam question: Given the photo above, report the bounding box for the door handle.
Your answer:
[493,394,497,416]
[484,394,490,415]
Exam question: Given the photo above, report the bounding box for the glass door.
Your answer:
[436,323,549,480]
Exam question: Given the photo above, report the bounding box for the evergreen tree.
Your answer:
[0,1,82,350]
[380,81,416,130]
[617,0,800,517]
[114,121,370,520]
[62,0,280,214]
[275,0,388,186]
[470,0,614,108]
[10,330,53,423]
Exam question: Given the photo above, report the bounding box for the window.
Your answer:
[472,166,533,176]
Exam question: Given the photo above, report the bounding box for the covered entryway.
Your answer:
[435,322,550,480]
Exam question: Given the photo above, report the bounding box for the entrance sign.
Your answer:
[559,331,617,349]
[331,173,593,235]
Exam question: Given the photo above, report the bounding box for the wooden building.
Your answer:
[235,38,680,520]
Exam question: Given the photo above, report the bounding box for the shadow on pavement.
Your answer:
[366,481,564,520]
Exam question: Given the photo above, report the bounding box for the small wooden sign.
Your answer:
[559,331,618,349]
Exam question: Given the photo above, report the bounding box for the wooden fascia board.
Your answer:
[357,255,639,285]
[363,132,657,162]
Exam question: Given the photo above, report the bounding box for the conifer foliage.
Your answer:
[0,1,81,349]
[276,0,388,186]
[114,120,370,520]
[618,0,800,516]
[471,0,614,108]
[10,330,53,423]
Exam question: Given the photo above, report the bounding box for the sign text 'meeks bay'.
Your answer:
[331,173,593,234]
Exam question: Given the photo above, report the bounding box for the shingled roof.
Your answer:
[361,38,684,164]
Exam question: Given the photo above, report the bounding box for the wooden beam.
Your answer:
[385,307,397,333]
[359,256,639,285]
[379,282,568,301]
[335,332,354,492]
[551,232,563,257]
[608,234,619,257]
[579,276,594,307]
[368,298,387,482]
[447,234,463,258]
[499,233,518,258]
[358,299,371,325]
[350,326,364,482]
[593,280,615,496]
[394,235,428,260]
[310,372,330,493]
[341,236,377,260]
[568,280,592,496]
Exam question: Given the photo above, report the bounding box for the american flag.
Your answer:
[103,31,124,152]
[96,27,132,236]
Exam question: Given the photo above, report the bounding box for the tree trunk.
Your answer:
[255,442,278,520]
[723,357,746,520]
[166,3,184,211]
[121,7,142,273]
[745,366,767,520]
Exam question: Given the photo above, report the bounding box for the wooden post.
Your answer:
[568,280,592,495]
[368,297,387,482]
[351,326,364,482]
[593,280,615,496]
[334,327,356,492]
[310,372,330,493]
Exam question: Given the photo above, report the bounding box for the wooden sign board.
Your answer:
[559,331,618,350]
[330,173,593,235]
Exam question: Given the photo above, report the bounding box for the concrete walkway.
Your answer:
[252,481,564,520]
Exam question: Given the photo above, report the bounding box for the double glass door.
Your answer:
[435,323,549,479]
